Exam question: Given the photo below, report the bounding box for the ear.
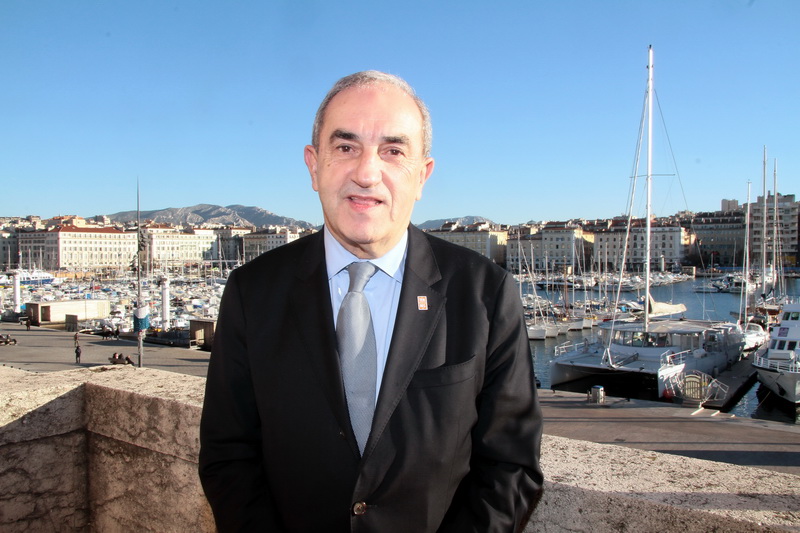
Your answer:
[304,145,319,191]
[415,157,435,201]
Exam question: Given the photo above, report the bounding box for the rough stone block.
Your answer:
[0,432,89,532]
[88,433,214,532]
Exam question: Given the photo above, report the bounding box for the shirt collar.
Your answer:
[323,226,407,282]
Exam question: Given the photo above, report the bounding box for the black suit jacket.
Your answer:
[199,226,543,532]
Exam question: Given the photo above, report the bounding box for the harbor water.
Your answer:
[530,277,800,424]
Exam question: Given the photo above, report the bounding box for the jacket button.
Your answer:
[352,501,367,515]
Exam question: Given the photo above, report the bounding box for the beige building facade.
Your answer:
[427,223,508,266]
[242,228,303,262]
[17,226,138,272]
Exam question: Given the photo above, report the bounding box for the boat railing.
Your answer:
[753,354,800,373]
[660,349,691,367]
[608,352,638,367]
[667,370,729,403]
[554,337,599,357]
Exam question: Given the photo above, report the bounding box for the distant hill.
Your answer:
[106,204,316,229]
[105,204,494,232]
[415,216,495,230]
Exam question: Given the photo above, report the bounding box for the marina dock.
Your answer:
[1,321,798,477]
[702,349,761,411]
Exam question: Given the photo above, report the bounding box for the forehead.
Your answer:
[322,84,424,143]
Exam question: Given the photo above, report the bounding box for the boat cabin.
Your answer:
[597,320,720,354]
[768,309,800,361]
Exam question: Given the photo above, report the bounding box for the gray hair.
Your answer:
[311,70,432,157]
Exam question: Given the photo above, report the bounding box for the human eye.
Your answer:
[334,143,356,155]
[384,146,405,158]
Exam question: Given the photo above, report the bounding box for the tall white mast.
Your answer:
[772,158,779,296]
[644,45,654,331]
[741,181,752,322]
[761,146,767,287]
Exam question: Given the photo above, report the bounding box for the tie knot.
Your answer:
[347,262,377,293]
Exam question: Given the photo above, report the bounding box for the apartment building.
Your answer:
[506,233,543,274]
[537,222,591,272]
[0,230,19,271]
[593,218,692,271]
[17,226,137,271]
[749,193,799,267]
[426,221,508,266]
[214,227,253,266]
[685,211,746,267]
[242,228,304,262]
[141,224,216,269]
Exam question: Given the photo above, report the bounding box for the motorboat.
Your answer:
[752,303,800,407]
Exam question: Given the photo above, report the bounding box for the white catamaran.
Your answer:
[549,47,745,401]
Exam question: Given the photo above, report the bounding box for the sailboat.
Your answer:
[752,158,799,408]
[549,47,745,401]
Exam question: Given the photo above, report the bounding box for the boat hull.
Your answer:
[550,319,744,401]
[753,366,800,405]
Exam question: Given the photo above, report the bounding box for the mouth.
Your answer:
[347,195,383,210]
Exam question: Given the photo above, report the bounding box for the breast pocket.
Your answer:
[408,355,479,389]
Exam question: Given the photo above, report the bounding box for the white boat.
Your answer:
[550,47,745,401]
[0,269,59,286]
[526,322,548,340]
[741,321,768,351]
[752,303,800,407]
[550,319,745,400]
[693,279,725,293]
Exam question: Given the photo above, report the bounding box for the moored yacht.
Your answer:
[550,318,745,400]
[752,303,800,407]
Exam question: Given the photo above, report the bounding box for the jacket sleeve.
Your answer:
[439,272,544,532]
[198,270,286,532]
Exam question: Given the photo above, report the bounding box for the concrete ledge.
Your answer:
[531,435,800,532]
[1,366,799,532]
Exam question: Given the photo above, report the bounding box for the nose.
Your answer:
[352,150,382,188]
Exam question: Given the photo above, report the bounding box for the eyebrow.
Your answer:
[330,129,410,146]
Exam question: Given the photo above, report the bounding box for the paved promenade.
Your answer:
[2,321,799,476]
[0,321,209,377]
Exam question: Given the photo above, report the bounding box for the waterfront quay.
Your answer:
[1,321,799,477]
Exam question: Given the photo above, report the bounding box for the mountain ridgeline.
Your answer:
[107,204,316,230]
[106,204,494,231]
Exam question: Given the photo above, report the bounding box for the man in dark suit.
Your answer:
[199,71,543,532]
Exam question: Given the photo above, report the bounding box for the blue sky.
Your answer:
[2,0,797,226]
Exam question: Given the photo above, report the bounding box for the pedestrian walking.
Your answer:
[75,345,82,364]
[74,332,79,347]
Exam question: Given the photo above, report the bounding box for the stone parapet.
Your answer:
[1,366,798,532]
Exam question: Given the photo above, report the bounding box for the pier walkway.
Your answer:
[2,321,799,477]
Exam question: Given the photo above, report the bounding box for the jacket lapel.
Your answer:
[289,233,359,455]
[365,227,445,458]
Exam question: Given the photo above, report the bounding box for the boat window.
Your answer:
[777,341,786,350]
[791,312,800,321]
[783,312,791,321]
[788,341,797,351]
[770,340,777,349]
[631,332,644,347]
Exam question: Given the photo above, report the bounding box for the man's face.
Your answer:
[304,83,434,259]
